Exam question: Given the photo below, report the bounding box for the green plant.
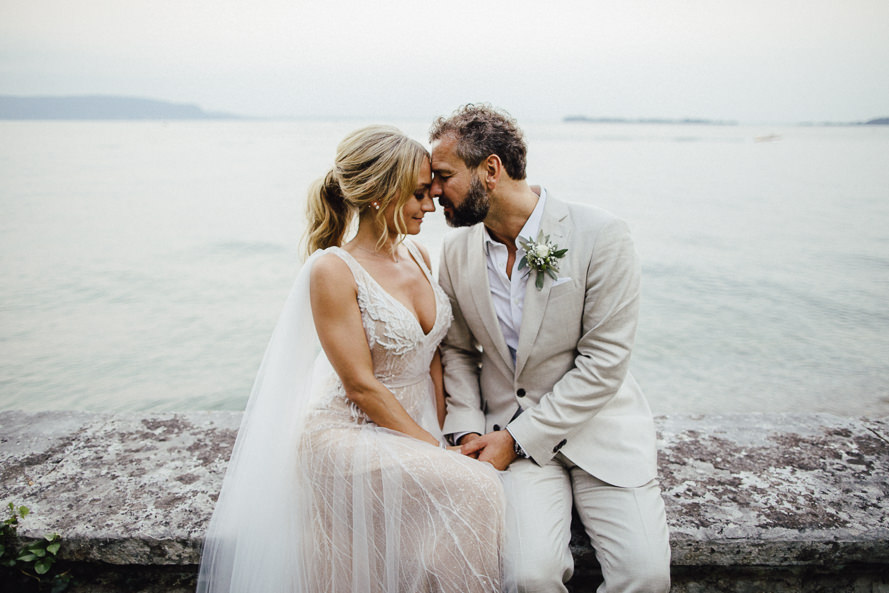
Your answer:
[1,502,71,592]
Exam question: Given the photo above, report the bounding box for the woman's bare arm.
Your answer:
[310,253,440,445]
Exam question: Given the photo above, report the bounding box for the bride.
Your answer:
[197,126,512,592]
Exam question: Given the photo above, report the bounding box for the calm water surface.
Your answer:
[1,120,887,415]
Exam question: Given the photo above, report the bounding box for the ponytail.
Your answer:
[304,169,353,256]
[301,126,428,257]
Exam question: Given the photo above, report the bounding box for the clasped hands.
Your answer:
[455,430,518,471]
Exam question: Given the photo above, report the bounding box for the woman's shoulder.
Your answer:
[310,249,357,291]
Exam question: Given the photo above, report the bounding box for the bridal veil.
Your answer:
[196,251,323,592]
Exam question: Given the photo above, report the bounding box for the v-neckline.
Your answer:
[336,244,439,337]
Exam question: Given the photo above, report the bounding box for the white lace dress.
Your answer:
[296,244,508,593]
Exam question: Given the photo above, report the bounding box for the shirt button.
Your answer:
[493,424,501,431]
[516,389,526,397]
[553,439,567,453]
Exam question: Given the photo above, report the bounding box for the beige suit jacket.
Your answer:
[439,194,657,488]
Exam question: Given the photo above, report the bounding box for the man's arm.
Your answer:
[438,241,487,438]
[506,218,642,464]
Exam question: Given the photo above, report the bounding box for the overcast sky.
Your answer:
[1,0,888,123]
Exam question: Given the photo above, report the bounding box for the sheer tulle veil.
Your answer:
[196,251,324,592]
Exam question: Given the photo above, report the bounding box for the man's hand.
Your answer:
[460,430,518,471]
[457,433,481,458]
[458,433,481,445]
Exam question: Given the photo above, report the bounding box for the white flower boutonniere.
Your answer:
[518,231,568,290]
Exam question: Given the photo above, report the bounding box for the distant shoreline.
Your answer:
[563,115,738,126]
[564,114,889,127]
[0,95,885,125]
[799,117,889,126]
[0,95,243,120]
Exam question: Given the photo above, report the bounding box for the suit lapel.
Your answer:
[515,196,570,377]
[465,224,514,371]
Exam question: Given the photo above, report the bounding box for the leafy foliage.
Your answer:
[1,502,71,592]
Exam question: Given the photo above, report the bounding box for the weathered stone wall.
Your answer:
[1,411,887,592]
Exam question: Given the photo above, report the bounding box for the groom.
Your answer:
[431,104,671,593]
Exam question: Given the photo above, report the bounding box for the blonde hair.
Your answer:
[304,125,428,256]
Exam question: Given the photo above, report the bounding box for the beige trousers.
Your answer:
[505,455,671,593]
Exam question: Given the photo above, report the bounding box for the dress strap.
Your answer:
[403,239,434,282]
[327,246,369,283]
[330,242,431,282]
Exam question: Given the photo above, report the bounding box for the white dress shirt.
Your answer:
[483,188,547,366]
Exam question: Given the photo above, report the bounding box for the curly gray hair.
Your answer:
[429,103,527,180]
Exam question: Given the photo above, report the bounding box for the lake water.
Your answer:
[1,120,887,416]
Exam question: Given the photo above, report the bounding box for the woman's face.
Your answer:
[385,157,434,235]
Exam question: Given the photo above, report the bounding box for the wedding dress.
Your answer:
[197,241,512,593]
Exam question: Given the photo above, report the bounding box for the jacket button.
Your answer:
[493,424,501,432]
[553,439,567,453]
[516,389,526,397]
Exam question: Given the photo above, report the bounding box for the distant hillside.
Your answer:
[0,95,241,120]
[800,116,889,127]
[563,115,738,126]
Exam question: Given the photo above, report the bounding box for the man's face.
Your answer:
[430,135,490,227]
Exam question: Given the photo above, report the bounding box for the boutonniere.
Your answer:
[518,231,568,290]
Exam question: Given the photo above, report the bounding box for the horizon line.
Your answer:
[0,93,886,127]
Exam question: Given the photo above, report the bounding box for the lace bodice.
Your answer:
[310,241,452,421]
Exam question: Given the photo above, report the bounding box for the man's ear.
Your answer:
[481,154,502,190]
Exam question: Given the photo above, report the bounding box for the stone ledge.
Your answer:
[1,411,887,591]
